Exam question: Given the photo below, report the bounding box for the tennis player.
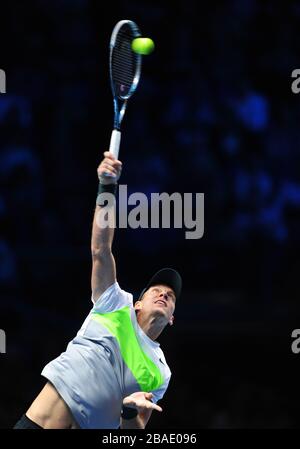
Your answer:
[14,151,182,429]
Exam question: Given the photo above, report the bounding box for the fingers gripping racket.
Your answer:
[109,20,142,159]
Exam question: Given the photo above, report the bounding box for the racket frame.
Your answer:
[108,20,142,159]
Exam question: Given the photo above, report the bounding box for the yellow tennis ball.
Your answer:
[131,37,155,55]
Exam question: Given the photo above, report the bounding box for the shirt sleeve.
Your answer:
[151,373,171,404]
[91,281,133,313]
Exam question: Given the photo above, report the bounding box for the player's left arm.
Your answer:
[120,392,162,429]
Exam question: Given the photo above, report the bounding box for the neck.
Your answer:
[137,314,165,341]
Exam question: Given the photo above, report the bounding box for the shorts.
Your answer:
[13,414,43,429]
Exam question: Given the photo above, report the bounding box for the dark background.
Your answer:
[1,0,300,429]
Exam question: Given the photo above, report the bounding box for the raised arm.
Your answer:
[91,151,122,301]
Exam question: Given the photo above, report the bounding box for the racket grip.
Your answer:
[109,129,121,159]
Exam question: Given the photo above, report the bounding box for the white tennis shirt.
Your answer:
[41,282,171,429]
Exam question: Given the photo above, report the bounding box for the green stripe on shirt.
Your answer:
[91,306,164,392]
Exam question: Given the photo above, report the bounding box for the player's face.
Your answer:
[135,284,176,325]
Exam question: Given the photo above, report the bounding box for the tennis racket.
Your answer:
[108,20,142,159]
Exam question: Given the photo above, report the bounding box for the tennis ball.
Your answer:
[131,37,155,55]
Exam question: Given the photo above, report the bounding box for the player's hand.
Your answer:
[97,151,122,185]
[122,392,162,414]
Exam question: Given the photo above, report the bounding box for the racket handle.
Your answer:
[109,129,121,159]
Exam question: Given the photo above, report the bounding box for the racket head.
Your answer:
[109,20,142,101]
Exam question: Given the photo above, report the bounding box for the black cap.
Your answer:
[138,268,182,301]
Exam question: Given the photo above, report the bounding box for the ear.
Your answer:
[134,300,143,311]
[169,315,174,326]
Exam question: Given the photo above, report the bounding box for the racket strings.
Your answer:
[112,27,139,98]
